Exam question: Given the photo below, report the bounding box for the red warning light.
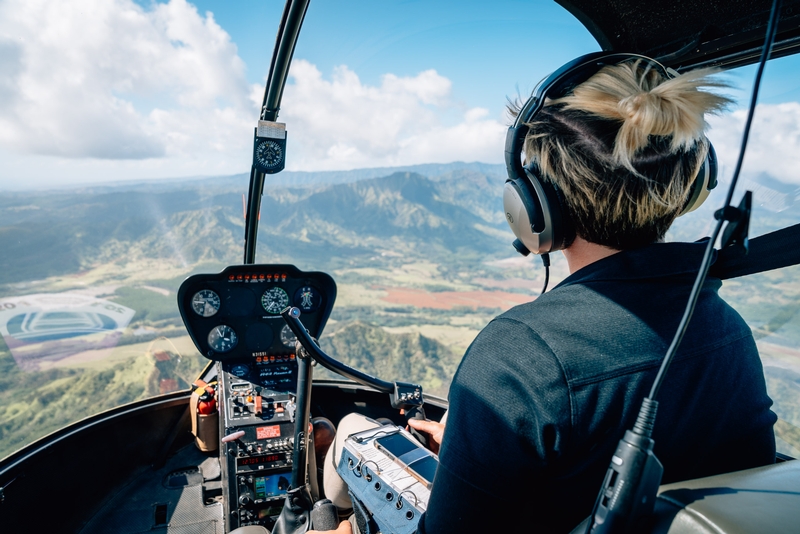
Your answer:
[290,354,296,360]
[228,275,235,281]
[259,274,265,280]
[237,275,243,280]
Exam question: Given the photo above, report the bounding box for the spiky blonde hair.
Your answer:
[522,60,732,249]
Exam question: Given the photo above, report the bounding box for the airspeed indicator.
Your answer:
[192,289,220,317]
[261,287,290,315]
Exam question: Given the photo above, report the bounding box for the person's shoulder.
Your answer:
[456,305,567,385]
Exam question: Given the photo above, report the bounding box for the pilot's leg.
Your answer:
[322,413,382,510]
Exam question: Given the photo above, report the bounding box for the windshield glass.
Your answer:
[1,0,799,462]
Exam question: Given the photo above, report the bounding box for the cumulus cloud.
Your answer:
[280,60,507,171]
[0,0,507,184]
[0,0,256,161]
[708,103,800,185]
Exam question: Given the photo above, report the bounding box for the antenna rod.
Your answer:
[585,1,783,532]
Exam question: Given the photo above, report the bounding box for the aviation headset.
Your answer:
[503,51,718,256]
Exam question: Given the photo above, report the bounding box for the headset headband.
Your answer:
[506,52,672,182]
[503,52,714,256]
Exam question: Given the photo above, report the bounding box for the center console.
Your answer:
[178,264,336,531]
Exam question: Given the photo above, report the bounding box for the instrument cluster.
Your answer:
[177,264,336,362]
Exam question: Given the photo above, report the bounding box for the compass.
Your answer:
[254,138,284,172]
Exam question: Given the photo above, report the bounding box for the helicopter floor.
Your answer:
[79,443,224,534]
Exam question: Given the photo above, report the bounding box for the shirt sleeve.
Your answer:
[418,316,571,534]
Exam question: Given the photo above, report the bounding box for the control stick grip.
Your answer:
[310,499,339,531]
[404,405,430,449]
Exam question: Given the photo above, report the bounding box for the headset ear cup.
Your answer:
[502,167,574,255]
[680,141,718,216]
[504,177,549,254]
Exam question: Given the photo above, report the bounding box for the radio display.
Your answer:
[237,453,285,468]
[254,472,291,500]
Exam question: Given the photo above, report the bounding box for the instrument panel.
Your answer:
[177,264,336,363]
[178,264,336,531]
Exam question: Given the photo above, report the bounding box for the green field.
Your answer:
[2,166,800,460]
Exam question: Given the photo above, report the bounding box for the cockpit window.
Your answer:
[670,52,800,458]
[1,1,799,464]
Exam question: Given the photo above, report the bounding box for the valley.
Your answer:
[1,163,799,459]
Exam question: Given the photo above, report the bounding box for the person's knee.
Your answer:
[322,413,383,510]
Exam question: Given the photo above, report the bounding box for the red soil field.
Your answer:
[380,287,533,310]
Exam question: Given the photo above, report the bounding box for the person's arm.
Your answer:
[417,317,570,534]
[408,417,445,454]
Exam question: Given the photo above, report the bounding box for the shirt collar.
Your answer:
[554,241,716,290]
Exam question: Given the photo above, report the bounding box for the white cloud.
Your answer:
[0,0,257,161]
[0,0,507,187]
[708,102,800,185]
[280,60,507,171]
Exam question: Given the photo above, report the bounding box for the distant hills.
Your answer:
[2,162,800,459]
[0,165,510,287]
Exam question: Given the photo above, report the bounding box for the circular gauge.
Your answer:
[255,139,283,169]
[280,324,297,348]
[191,289,220,317]
[230,363,249,378]
[207,325,238,353]
[293,286,322,313]
[261,287,290,315]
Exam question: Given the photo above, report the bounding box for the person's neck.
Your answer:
[562,236,621,274]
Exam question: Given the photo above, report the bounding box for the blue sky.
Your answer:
[1,0,799,189]
[185,0,599,111]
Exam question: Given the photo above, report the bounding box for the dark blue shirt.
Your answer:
[420,242,776,533]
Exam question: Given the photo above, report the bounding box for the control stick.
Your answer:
[310,499,338,531]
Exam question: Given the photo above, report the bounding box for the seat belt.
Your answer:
[711,222,800,280]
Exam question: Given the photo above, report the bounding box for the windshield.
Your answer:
[1,0,799,462]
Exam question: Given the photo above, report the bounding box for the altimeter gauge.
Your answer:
[280,324,297,348]
[191,289,220,317]
[208,325,238,353]
[262,287,290,315]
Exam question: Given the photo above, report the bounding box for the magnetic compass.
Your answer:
[191,289,220,317]
[261,287,290,315]
[207,325,238,353]
[254,139,284,171]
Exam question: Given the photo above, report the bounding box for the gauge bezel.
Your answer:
[280,324,297,348]
[191,289,221,317]
[261,286,290,315]
[207,325,238,353]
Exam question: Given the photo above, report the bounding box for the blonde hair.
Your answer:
[521,60,732,249]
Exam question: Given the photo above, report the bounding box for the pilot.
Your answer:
[313,56,777,534]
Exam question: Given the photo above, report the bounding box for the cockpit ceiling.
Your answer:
[557,0,800,70]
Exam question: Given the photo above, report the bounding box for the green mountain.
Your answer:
[2,164,800,460]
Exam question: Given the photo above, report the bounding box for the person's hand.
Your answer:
[408,418,445,454]
[308,519,353,534]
